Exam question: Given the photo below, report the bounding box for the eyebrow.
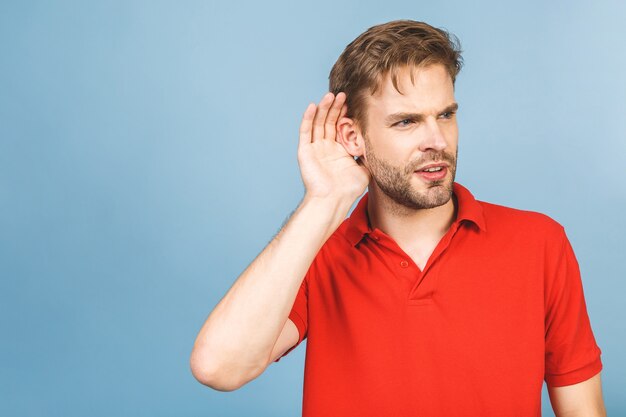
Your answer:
[384,102,459,125]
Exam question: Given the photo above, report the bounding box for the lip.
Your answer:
[415,162,449,171]
[414,165,448,181]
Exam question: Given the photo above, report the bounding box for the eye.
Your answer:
[439,111,456,119]
[394,119,413,127]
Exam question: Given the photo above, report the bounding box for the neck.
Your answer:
[367,184,458,245]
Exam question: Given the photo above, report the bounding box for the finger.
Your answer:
[335,104,349,143]
[311,92,334,142]
[324,92,346,142]
[298,103,317,148]
[339,103,348,120]
[335,103,348,142]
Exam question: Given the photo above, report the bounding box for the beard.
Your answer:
[363,135,457,210]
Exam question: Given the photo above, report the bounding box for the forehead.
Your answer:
[365,64,455,116]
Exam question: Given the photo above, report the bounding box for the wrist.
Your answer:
[299,193,356,230]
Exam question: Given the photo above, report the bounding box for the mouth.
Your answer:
[414,163,448,181]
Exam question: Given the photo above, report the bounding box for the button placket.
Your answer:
[407,223,462,301]
[369,229,421,283]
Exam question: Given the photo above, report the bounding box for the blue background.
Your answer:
[1,0,624,416]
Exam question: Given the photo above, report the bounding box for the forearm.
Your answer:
[549,373,607,417]
[190,195,353,387]
[553,407,606,417]
[552,398,607,417]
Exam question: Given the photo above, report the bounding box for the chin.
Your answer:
[418,181,453,204]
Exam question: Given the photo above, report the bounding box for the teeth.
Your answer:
[423,167,443,172]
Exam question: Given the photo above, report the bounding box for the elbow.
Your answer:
[191,370,244,392]
[189,347,264,392]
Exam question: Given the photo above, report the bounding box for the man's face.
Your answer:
[360,63,458,210]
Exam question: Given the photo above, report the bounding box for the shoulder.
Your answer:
[315,220,356,257]
[478,199,565,241]
[309,218,363,267]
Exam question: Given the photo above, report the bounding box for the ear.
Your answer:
[336,117,365,158]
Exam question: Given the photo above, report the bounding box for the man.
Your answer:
[190,20,606,416]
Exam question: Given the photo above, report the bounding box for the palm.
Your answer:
[297,92,370,201]
[299,139,369,199]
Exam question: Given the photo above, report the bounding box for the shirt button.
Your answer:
[400,260,409,268]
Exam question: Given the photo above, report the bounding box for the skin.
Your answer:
[548,373,607,417]
[362,66,459,214]
[297,92,370,202]
[337,63,460,269]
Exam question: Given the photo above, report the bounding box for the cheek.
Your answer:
[444,122,459,140]
[441,127,458,151]
[364,130,401,159]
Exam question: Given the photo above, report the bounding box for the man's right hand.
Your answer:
[190,93,369,392]
[297,92,371,202]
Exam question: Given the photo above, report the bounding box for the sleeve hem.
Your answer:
[273,310,307,363]
[288,309,306,345]
[545,356,603,387]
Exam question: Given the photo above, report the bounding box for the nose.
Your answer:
[418,118,447,152]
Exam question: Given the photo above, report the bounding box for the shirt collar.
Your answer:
[345,181,487,247]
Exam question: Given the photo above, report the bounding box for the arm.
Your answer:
[548,372,607,417]
[189,92,370,391]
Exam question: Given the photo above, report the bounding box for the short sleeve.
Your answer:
[544,226,603,387]
[273,272,308,362]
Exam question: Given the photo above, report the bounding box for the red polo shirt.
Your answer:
[275,182,602,416]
